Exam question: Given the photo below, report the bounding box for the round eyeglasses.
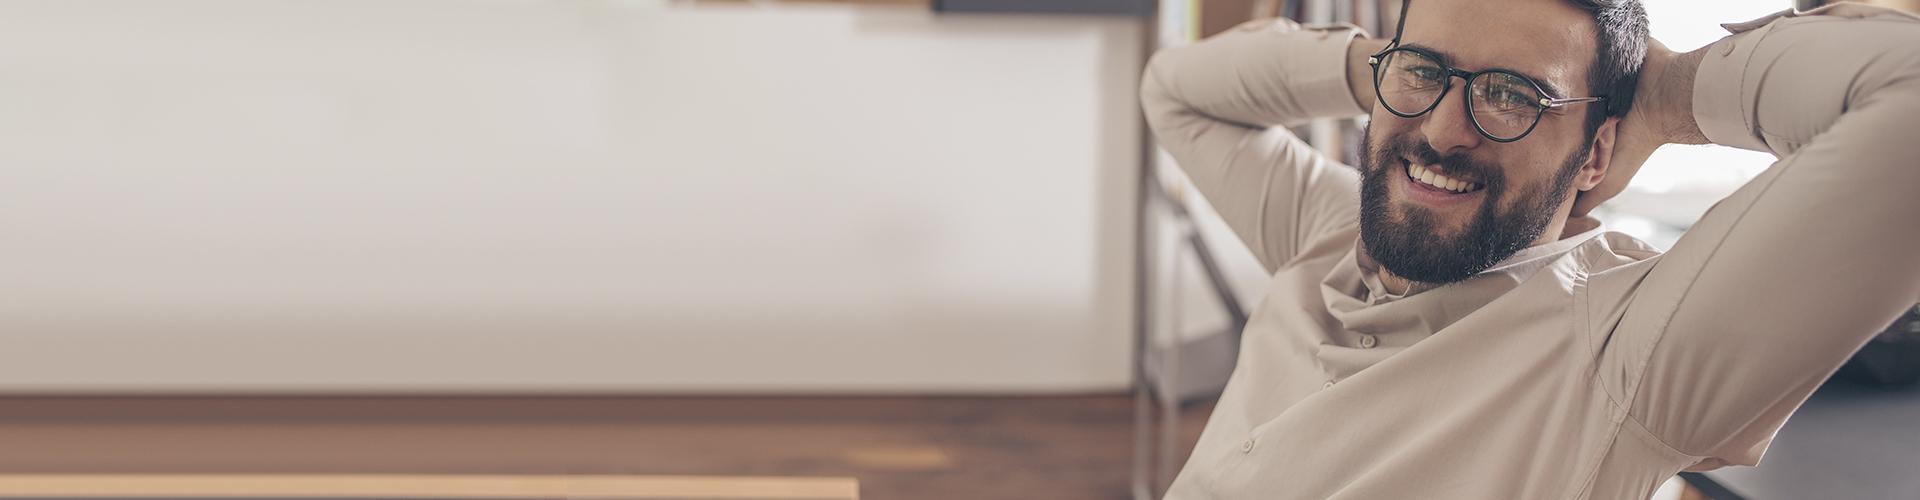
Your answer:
[1368,46,1605,143]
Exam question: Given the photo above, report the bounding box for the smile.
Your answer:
[1404,161,1484,194]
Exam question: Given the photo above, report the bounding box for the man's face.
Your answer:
[1358,0,1603,284]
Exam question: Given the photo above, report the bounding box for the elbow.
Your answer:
[1138,48,1186,138]
[1138,49,1170,112]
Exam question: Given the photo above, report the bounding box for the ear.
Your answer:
[1574,117,1619,192]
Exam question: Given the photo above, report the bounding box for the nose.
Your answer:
[1418,83,1482,155]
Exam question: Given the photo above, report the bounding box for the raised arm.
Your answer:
[1590,5,1920,468]
[1139,19,1384,272]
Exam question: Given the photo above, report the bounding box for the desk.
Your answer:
[0,474,858,500]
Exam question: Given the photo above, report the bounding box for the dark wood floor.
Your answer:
[0,395,1212,500]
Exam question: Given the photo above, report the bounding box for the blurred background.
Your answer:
[0,0,1141,394]
[0,1,1912,499]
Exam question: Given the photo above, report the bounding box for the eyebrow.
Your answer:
[1399,42,1573,98]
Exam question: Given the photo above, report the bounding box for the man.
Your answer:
[1139,0,1920,498]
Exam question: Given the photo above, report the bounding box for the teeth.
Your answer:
[1405,162,1481,193]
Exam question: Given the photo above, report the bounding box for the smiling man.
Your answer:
[1139,0,1920,498]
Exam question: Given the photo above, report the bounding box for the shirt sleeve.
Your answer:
[1138,19,1369,273]
[1594,5,1920,468]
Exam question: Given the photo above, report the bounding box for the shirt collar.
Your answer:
[1353,217,1605,303]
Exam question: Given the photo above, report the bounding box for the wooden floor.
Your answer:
[0,396,1211,500]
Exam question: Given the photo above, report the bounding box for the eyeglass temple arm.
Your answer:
[1541,96,1606,108]
[1391,0,1410,45]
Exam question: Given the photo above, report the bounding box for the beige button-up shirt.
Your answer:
[1141,6,1920,500]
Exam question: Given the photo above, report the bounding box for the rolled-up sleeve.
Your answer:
[1593,5,1920,469]
[1139,19,1368,272]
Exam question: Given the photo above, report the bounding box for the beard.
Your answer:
[1356,125,1586,285]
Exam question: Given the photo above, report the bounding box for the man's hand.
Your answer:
[1571,39,1711,217]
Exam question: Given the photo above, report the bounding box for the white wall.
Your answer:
[0,1,1144,393]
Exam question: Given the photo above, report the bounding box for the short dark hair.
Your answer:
[1564,0,1650,134]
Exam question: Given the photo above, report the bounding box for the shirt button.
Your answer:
[1359,334,1378,349]
[1324,380,1336,389]
[1240,438,1256,453]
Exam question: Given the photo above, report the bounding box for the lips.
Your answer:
[1404,160,1483,194]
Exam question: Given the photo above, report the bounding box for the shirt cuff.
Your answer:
[1281,25,1370,119]
[1690,10,1791,153]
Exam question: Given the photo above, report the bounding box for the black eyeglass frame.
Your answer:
[1366,0,1607,143]
[1367,46,1605,143]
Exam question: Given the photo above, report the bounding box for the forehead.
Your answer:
[1397,0,1597,95]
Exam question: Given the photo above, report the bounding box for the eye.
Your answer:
[1489,87,1533,110]
[1398,64,1446,89]
[1408,65,1444,81]
[1475,76,1541,112]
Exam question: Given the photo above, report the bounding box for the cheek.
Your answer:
[1363,115,1419,163]
[1530,114,1596,156]
[1368,110,1422,139]
[1489,151,1575,208]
